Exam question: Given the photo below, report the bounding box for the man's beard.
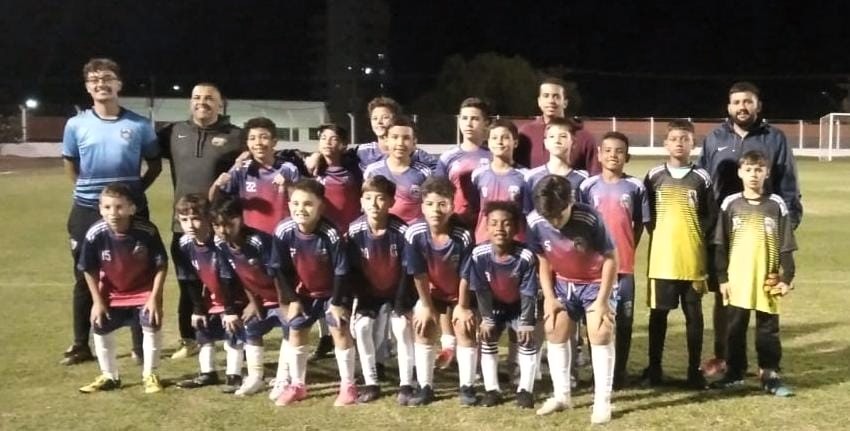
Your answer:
[730,110,758,128]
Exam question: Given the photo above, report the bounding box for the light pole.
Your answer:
[19,98,38,143]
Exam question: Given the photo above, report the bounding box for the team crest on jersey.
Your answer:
[132,242,148,257]
[409,185,421,199]
[120,128,133,141]
[764,217,776,235]
[361,247,370,260]
[450,254,460,267]
[573,236,588,253]
[191,259,199,270]
[211,136,227,147]
[247,258,258,266]
[687,190,698,208]
[620,193,632,211]
[508,185,521,200]
[479,158,491,168]
[732,216,741,231]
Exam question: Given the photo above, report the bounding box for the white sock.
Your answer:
[319,318,330,337]
[335,347,356,385]
[518,345,538,393]
[480,341,500,392]
[290,344,309,385]
[275,339,291,383]
[547,342,570,401]
[198,343,215,373]
[94,332,118,380]
[457,345,478,387]
[142,328,161,377]
[414,342,435,387]
[391,315,415,386]
[223,341,244,376]
[440,334,457,351]
[245,344,265,380]
[591,342,615,406]
[354,316,378,386]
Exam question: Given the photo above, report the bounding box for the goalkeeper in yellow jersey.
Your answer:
[711,150,797,396]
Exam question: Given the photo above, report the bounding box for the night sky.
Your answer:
[3,0,850,118]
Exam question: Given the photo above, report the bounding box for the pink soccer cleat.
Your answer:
[334,383,358,406]
[275,384,307,406]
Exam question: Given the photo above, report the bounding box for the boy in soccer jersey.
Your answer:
[468,201,539,408]
[172,195,247,394]
[347,175,416,404]
[471,119,528,243]
[527,175,618,424]
[579,132,650,388]
[210,117,300,234]
[207,197,293,398]
[315,124,363,231]
[524,117,589,212]
[711,151,797,396]
[436,97,493,228]
[269,179,358,407]
[364,115,432,223]
[405,177,476,406]
[643,119,715,389]
[77,184,167,394]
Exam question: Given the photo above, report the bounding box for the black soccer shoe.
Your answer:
[176,372,220,389]
[221,374,242,394]
[397,385,415,406]
[408,385,435,406]
[60,344,95,366]
[480,390,502,407]
[357,385,381,403]
[515,389,534,409]
[459,385,478,406]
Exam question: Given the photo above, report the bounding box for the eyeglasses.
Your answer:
[85,76,119,84]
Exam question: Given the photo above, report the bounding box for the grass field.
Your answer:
[1,156,848,430]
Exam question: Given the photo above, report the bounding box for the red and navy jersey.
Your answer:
[347,214,408,299]
[435,146,492,226]
[467,242,538,305]
[176,234,241,313]
[221,159,301,234]
[523,166,589,213]
[363,159,431,223]
[270,217,347,299]
[318,163,363,231]
[579,174,649,274]
[77,219,167,307]
[404,219,473,303]
[471,165,528,243]
[356,141,438,172]
[215,227,278,306]
[526,204,615,283]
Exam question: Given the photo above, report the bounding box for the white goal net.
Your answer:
[818,113,850,161]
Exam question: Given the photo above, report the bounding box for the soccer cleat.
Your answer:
[334,383,358,406]
[268,378,290,401]
[536,396,571,416]
[357,385,381,404]
[79,375,121,393]
[170,339,199,360]
[480,390,502,407]
[436,348,455,370]
[408,385,435,406]
[458,385,478,406]
[276,384,308,406]
[709,375,746,390]
[396,385,415,406]
[590,402,612,425]
[701,357,727,378]
[221,374,242,394]
[761,370,794,397]
[310,335,334,361]
[686,368,708,390]
[639,366,663,387]
[143,373,163,394]
[61,344,95,366]
[176,372,220,389]
[515,390,534,409]
[235,376,266,396]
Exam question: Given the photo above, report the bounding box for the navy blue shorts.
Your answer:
[282,297,345,331]
[195,313,245,347]
[245,306,288,340]
[554,279,618,322]
[93,306,157,335]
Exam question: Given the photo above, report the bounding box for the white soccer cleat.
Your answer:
[535,395,571,416]
[268,378,290,401]
[590,402,612,425]
[234,376,266,396]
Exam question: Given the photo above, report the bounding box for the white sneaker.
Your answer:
[268,378,289,401]
[591,402,612,425]
[234,376,265,396]
[535,395,571,416]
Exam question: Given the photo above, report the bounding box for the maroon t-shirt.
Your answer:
[517,117,601,174]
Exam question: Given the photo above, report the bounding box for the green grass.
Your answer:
[1,157,848,430]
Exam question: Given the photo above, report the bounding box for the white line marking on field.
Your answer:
[0,171,13,175]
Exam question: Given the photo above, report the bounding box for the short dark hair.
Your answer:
[729,81,760,98]
[459,97,491,119]
[367,96,402,117]
[738,150,769,168]
[544,117,579,136]
[100,182,134,201]
[420,176,455,201]
[484,200,521,225]
[532,175,573,220]
[83,58,121,80]
[175,194,210,217]
[243,117,277,140]
[209,196,242,223]
[667,118,695,135]
[600,131,630,150]
[489,119,519,141]
[193,82,222,94]
[291,178,325,199]
[540,77,568,95]
[361,175,396,197]
[318,123,349,144]
[388,114,416,134]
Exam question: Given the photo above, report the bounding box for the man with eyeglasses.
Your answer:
[60,58,162,365]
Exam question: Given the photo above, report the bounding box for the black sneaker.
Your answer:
[761,370,794,397]
[310,335,334,361]
[639,366,663,387]
[408,385,435,406]
[709,374,745,390]
[176,372,220,389]
[397,385,415,406]
[480,390,502,407]
[221,374,242,394]
[357,384,381,403]
[686,367,708,390]
[60,344,94,366]
[459,385,478,406]
[515,389,534,409]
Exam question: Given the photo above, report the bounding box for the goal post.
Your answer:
[819,113,850,161]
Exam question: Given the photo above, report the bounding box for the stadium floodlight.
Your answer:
[25,98,38,109]
[19,98,39,143]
